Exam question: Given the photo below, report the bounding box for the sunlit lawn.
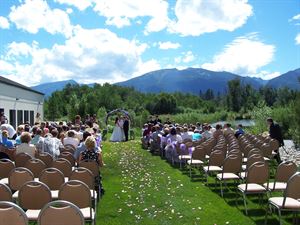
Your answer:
[97,140,295,225]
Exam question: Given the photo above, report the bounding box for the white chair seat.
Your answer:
[238,183,267,193]
[217,173,240,180]
[243,158,247,163]
[34,178,39,182]
[179,155,191,160]
[242,165,246,171]
[12,190,19,199]
[269,197,300,209]
[239,172,247,179]
[0,178,8,185]
[26,209,41,220]
[203,166,222,173]
[51,190,59,199]
[187,159,204,165]
[81,207,95,219]
[263,157,271,161]
[264,182,286,191]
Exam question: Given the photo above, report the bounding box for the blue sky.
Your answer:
[0,0,299,86]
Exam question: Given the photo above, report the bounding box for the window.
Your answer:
[9,110,16,128]
[24,110,29,123]
[30,111,34,126]
[17,110,23,126]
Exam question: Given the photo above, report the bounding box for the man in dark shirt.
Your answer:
[267,118,283,163]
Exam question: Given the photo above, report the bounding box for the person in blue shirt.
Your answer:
[192,130,202,141]
[235,124,245,138]
[1,130,14,148]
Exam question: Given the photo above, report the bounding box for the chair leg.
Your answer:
[242,193,248,215]
[278,208,282,225]
[220,180,223,197]
[264,204,271,225]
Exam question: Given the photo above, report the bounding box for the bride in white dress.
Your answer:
[110,117,125,142]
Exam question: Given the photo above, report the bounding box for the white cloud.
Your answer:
[252,71,281,80]
[290,14,300,21]
[296,33,300,45]
[169,0,253,36]
[174,51,196,64]
[0,16,10,29]
[182,51,195,63]
[202,33,275,76]
[93,0,169,33]
[0,27,155,85]
[66,8,73,14]
[54,0,93,11]
[158,41,181,50]
[9,0,73,37]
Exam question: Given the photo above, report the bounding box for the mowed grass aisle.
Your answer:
[96,141,283,225]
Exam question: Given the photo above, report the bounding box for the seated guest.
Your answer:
[165,127,182,162]
[181,127,193,141]
[192,130,202,141]
[0,121,17,139]
[15,125,24,145]
[223,123,234,136]
[149,125,162,154]
[33,128,44,151]
[79,136,104,195]
[213,124,223,139]
[16,132,37,157]
[63,130,79,148]
[164,118,172,125]
[235,124,245,138]
[154,115,162,125]
[202,125,212,139]
[0,130,14,148]
[141,124,151,149]
[41,129,64,159]
[74,131,92,162]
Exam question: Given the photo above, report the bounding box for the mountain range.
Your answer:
[31,68,300,97]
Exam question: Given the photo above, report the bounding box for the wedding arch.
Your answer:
[104,108,132,125]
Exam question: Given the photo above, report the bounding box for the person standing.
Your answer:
[123,116,129,142]
[267,118,283,163]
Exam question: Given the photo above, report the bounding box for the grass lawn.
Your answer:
[96,140,295,225]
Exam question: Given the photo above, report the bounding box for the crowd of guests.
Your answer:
[141,115,245,162]
[0,114,104,194]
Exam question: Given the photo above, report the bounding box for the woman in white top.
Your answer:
[165,127,182,162]
[16,132,37,158]
[63,130,80,148]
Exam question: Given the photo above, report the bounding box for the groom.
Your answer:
[123,116,129,142]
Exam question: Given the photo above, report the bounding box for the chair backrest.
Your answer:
[208,150,225,167]
[275,161,298,183]
[39,168,65,190]
[52,158,72,177]
[260,143,273,158]
[246,162,269,185]
[24,158,46,177]
[36,152,53,167]
[78,160,99,178]
[18,181,51,210]
[38,200,84,225]
[248,148,263,158]
[0,201,28,225]
[223,155,242,174]
[0,158,15,179]
[69,167,94,189]
[192,146,206,161]
[8,167,34,191]
[59,180,91,208]
[284,172,300,200]
[59,151,75,167]
[269,139,280,150]
[62,144,76,154]
[246,154,264,170]
[0,183,12,201]
[15,153,32,168]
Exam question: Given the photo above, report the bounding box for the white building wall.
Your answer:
[0,82,44,128]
